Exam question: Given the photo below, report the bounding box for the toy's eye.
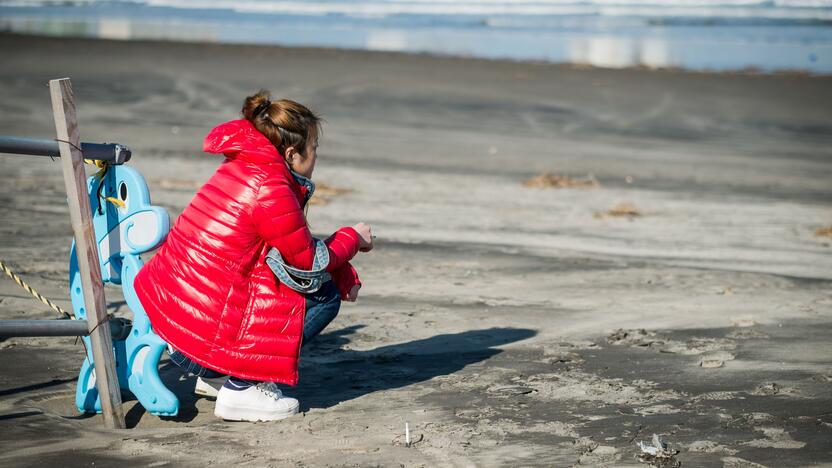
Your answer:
[119,182,128,203]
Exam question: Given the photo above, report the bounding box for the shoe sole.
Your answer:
[214,401,300,422]
[194,380,220,399]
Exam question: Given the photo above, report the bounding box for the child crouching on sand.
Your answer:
[135,90,372,422]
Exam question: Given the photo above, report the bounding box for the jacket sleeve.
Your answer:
[324,228,362,272]
[331,262,361,299]
[252,174,361,272]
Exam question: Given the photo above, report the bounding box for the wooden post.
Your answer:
[50,78,126,429]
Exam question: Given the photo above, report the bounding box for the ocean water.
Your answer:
[1,0,831,73]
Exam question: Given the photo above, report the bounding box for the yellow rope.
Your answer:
[102,196,125,208]
[83,159,125,208]
[85,159,108,179]
[0,158,119,321]
[0,259,72,319]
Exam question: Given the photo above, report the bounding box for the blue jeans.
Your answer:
[302,279,342,344]
[169,280,341,378]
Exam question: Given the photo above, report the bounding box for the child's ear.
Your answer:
[284,146,297,165]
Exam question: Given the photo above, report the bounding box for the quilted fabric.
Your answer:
[135,119,361,384]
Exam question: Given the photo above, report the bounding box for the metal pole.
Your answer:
[0,319,130,338]
[0,136,131,164]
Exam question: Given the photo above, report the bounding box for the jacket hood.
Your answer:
[203,119,283,164]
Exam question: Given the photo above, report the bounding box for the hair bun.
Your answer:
[242,90,272,122]
[252,100,271,118]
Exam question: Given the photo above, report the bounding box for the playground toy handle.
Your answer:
[0,136,131,164]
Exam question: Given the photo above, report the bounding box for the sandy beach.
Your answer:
[0,32,831,467]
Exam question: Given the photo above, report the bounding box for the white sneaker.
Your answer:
[194,376,227,398]
[214,382,299,422]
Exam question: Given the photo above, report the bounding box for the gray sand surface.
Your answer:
[0,33,830,467]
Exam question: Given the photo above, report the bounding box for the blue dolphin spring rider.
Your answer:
[70,163,179,416]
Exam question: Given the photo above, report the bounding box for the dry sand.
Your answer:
[0,33,831,467]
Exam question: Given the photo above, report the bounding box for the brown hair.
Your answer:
[242,90,321,159]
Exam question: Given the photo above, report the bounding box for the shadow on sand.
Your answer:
[294,326,536,410]
[142,326,534,424]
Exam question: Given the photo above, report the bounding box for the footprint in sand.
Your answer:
[722,456,769,468]
[751,382,784,396]
[699,351,736,368]
[726,328,769,340]
[730,315,756,327]
[693,390,738,401]
[607,328,739,368]
[687,440,738,455]
[579,445,618,464]
[606,328,661,347]
[742,427,806,449]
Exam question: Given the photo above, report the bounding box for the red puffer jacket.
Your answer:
[135,119,361,384]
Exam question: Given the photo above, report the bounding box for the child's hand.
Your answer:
[343,284,361,302]
[353,223,374,252]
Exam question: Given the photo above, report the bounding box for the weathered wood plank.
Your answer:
[50,78,126,430]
